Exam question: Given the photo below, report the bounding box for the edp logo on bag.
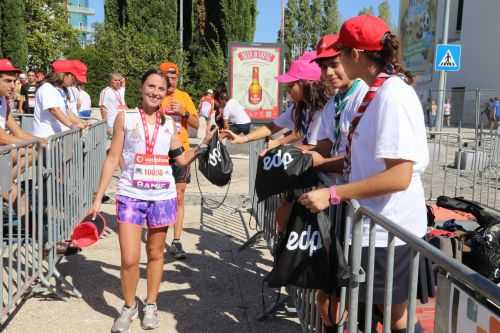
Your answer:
[286,225,323,257]
[263,149,294,171]
[208,141,222,167]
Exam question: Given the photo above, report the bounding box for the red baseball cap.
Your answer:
[71,60,88,83]
[334,15,390,51]
[52,59,87,83]
[0,59,21,73]
[311,34,340,62]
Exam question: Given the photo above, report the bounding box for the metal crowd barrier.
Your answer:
[248,139,500,333]
[0,121,107,325]
[426,129,500,212]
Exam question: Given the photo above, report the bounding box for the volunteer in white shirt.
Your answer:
[33,61,87,138]
[77,84,92,118]
[222,54,328,149]
[90,69,214,333]
[299,15,428,333]
[99,72,127,135]
[221,97,251,134]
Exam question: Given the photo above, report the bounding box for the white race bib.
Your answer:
[132,154,171,190]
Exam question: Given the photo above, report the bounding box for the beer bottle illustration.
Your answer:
[248,66,262,105]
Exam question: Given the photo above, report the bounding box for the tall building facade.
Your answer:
[399,0,500,126]
[66,0,95,46]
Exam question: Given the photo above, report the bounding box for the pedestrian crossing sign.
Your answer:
[435,44,461,72]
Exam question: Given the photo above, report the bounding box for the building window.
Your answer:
[456,0,464,31]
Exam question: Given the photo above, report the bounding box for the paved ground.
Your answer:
[3,154,301,333]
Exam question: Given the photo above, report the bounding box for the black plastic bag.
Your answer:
[265,202,333,290]
[255,145,317,201]
[198,132,233,186]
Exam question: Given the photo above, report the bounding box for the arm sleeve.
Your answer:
[272,105,295,130]
[40,86,60,111]
[374,95,420,162]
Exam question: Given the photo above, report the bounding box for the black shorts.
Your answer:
[172,163,191,184]
[229,123,250,135]
[358,244,435,305]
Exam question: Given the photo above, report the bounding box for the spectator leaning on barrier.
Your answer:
[307,33,369,330]
[299,15,428,333]
[18,71,38,114]
[159,61,199,260]
[215,89,252,135]
[33,61,87,138]
[77,83,92,118]
[0,60,46,146]
[99,72,127,136]
[89,69,214,332]
[0,59,47,208]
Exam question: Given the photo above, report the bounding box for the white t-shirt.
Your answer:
[78,89,92,111]
[33,82,70,138]
[444,103,451,115]
[350,76,429,247]
[99,86,125,128]
[318,79,368,155]
[223,99,251,125]
[67,86,80,116]
[273,103,322,145]
[0,96,8,130]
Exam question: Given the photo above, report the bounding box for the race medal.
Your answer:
[132,154,171,189]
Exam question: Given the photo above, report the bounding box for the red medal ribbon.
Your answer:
[139,108,161,155]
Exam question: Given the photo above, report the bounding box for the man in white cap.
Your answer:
[198,88,215,136]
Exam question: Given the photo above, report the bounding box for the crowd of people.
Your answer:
[0,13,431,333]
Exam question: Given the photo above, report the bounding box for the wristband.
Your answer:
[329,186,341,205]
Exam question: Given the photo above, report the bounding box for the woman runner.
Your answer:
[90,69,213,333]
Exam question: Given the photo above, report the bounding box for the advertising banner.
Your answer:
[399,0,438,83]
[229,43,282,121]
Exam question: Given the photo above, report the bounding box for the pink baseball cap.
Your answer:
[276,58,321,83]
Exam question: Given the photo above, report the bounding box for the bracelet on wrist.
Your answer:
[329,186,342,205]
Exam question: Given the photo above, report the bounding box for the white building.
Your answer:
[399,0,500,126]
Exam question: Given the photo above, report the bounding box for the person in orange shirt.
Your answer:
[159,61,199,259]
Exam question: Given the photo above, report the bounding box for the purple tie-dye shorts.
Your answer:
[116,195,177,228]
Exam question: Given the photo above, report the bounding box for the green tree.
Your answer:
[378,0,391,26]
[358,6,374,15]
[24,0,79,71]
[1,0,28,69]
[323,0,340,34]
[311,0,323,45]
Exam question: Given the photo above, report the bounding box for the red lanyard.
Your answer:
[139,108,161,155]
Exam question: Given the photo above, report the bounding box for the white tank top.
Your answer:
[117,108,177,201]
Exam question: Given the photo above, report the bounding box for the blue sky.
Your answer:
[88,1,400,42]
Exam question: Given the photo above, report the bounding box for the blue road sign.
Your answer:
[434,44,461,72]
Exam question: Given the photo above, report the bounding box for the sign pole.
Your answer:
[436,0,451,131]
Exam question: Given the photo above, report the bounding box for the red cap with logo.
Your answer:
[0,59,21,73]
[310,34,340,62]
[334,15,390,51]
[52,59,87,83]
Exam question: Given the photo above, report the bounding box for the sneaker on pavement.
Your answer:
[142,303,160,330]
[170,240,187,260]
[111,302,138,333]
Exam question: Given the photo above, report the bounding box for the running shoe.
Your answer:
[111,302,138,333]
[141,303,160,330]
[170,240,187,260]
